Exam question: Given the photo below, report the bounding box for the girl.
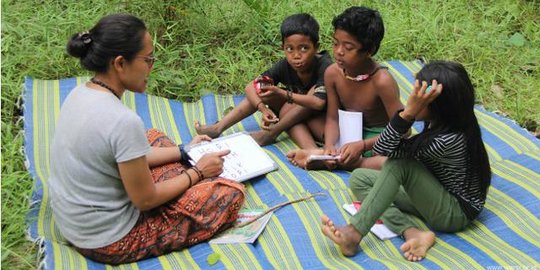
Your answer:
[320,61,491,261]
[49,14,245,265]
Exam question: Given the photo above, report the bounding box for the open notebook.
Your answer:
[186,132,278,182]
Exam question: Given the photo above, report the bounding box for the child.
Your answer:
[195,13,333,148]
[287,6,403,170]
[321,61,492,261]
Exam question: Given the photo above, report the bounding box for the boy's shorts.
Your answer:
[363,126,385,157]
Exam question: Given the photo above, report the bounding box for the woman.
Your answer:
[49,14,245,265]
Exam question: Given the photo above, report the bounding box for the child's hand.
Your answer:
[321,145,339,169]
[401,80,443,121]
[195,150,230,179]
[260,107,279,130]
[189,134,212,145]
[258,85,284,99]
[339,141,365,165]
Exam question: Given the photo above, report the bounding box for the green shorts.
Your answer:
[363,126,385,157]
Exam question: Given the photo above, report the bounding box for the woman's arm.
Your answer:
[146,146,180,167]
[119,150,230,211]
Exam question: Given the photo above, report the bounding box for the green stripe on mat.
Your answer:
[491,160,540,198]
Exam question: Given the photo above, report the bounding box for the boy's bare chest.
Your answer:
[335,81,379,111]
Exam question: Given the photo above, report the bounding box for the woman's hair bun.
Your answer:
[66,32,92,58]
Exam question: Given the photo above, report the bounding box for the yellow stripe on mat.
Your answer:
[491,160,540,198]
[457,221,538,266]
[148,95,182,144]
[244,187,303,269]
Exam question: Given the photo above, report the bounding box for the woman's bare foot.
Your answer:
[400,227,436,261]
[250,130,276,146]
[321,215,363,257]
[194,121,222,138]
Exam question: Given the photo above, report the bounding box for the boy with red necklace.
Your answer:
[288,6,403,170]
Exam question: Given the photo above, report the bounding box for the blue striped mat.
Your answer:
[24,60,540,269]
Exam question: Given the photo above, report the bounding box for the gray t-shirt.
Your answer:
[49,84,150,249]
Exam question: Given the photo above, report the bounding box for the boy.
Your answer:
[195,13,332,148]
[288,6,403,170]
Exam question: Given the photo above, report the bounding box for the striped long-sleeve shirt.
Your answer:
[373,112,487,220]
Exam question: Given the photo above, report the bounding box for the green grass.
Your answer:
[2,0,539,269]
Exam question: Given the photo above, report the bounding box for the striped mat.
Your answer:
[24,61,540,269]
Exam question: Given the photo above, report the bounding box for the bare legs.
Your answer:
[320,215,435,261]
[251,104,320,146]
[195,99,256,138]
[287,148,387,171]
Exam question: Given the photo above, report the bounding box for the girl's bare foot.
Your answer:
[320,215,362,257]
[194,121,221,138]
[250,130,276,146]
[400,227,436,261]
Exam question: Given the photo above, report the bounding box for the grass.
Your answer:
[1,0,539,269]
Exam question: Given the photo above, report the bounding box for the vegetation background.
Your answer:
[2,0,539,269]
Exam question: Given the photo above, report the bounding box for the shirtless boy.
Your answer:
[288,6,403,170]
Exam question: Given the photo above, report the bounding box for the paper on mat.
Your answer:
[337,110,363,148]
[209,209,272,244]
[343,202,398,240]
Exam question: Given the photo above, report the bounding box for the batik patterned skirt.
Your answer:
[76,129,245,265]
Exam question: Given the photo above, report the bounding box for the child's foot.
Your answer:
[286,149,336,170]
[400,228,436,261]
[194,121,221,138]
[251,131,276,146]
[320,215,362,257]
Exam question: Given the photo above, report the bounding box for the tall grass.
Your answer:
[2,0,539,269]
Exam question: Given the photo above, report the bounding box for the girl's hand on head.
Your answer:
[402,80,443,120]
[189,135,212,145]
[194,150,230,179]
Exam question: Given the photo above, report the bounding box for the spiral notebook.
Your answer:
[186,132,278,182]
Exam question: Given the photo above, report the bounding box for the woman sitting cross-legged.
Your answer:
[48,14,245,265]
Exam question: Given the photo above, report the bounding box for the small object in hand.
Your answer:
[253,75,274,94]
[425,85,433,93]
[207,252,221,265]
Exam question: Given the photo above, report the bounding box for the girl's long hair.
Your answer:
[410,61,491,192]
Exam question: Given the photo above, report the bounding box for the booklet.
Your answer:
[307,154,341,162]
[343,201,398,240]
[209,208,272,244]
[337,110,363,148]
[186,132,278,182]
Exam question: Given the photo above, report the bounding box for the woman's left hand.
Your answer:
[189,134,212,145]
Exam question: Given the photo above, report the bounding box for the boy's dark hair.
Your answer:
[67,13,147,73]
[332,6,384,56]
[414,61,492,194]
[280,13,319,46]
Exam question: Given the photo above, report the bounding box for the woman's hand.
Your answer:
[189,134,212,145]
[401,80,443,121]
[194,150,230,179]
[339,140,365,165]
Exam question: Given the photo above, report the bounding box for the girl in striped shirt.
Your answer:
[320,61,491,261]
